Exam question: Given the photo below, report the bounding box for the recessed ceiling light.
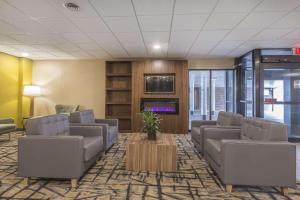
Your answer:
[21,52,29,57]
[63,2,80,12]
[153,44,161,50]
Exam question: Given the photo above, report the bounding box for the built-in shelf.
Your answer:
[106,73,132,77]
[106,88,131,91]
[106,102,131,105]
[106,61,132,133]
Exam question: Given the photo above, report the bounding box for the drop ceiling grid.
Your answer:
[0,0,299,59]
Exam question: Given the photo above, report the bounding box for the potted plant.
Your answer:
[141,111,160,140]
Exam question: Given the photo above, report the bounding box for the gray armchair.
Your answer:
[191,111,243,153]
[203,117,296,196]
[18,114,104,189]
[0,118,16,140]
[70,110,118,152]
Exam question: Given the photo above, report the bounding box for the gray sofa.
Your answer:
[191,111,243,153]
[70,110,118,152]
[18,114,104,189]
[0,118,16,140]
[203,117,296,196]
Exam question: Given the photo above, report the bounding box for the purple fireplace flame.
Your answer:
[140,98,179,114]
[144,106,176,112]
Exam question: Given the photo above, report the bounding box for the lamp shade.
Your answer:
[23,85,42,97]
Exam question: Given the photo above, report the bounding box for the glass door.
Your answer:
[263,68,300,138]
[189,71,210,127]
[189,70,235,128]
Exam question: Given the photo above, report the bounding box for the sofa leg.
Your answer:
[23,177,29,186]
[281,187,289,196]
[71,179,78,189]
[226,185,233,193]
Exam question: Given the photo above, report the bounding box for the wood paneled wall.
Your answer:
[132,60,188,134]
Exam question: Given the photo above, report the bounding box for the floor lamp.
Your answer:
[23,85,42,117]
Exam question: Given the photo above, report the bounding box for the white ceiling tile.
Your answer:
[0,45,18,52]
[89,0,134,17]
[0,34,21,45]
[142,31,169,45]
[196,30,230,43]
[215,40,244,49]
[8,0,64,19]
[283,28,300,40]
[215,0,262,13]
[138,15,171,31]
[252,29,293,40]
[172,14,208,31]
[271,12,300,29]
[68,51,95,58]
[237,12,286,29]
[209,48,234,56]
[203,13,246,30]
[115,32,147,56]
[168,31,198,54]
[55,43,81,51]
[175,0,218,14]
[9,19,53,34]
[71,18,110,33]
[104,17,139,32]
[224,29,260,41]
[63,33,92,43]
[75,42,103,50]
[133,0,174,15]
[228,47,252,57]
[0,1,28,21]
[37,18,79,33]
[255,0,300,12]
[9,44,41,52]
[48,0,99,18]
[0,20,23,34]
[87,33,128,57]
[10,34,67,44]
[189,41,219,55]
[86,50,111,59]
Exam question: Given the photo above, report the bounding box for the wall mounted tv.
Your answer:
[144,74,175,93]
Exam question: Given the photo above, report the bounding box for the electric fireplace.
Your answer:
[140,98,179,114]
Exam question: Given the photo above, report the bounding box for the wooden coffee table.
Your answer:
[126,133,177,172]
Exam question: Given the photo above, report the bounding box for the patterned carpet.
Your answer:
[0,132,300,200]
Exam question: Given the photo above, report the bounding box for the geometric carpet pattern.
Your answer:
[0,132,300,200]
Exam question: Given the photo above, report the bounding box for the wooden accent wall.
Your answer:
[132,60,188,134]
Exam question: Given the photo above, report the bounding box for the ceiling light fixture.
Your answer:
[153,44,161,50]
[63,2,80,12]
[21,52,29,57]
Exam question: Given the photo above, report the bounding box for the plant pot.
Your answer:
[147,133,156,140]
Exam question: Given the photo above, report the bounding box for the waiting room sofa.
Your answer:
[0,118,16,140]
[18,114,104,189]
[70,110,118,151]
[191,111,243,153]
[203,117,296,196]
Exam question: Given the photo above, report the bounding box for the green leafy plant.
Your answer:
[142,111,160,139]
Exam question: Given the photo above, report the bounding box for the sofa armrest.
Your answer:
[18,136,84,179]
[204,128,241,141]
[220,140,296,187]
[95,119,118,127]
[70,126,103,137]
[191,120,217,128]
[0,118,14,124]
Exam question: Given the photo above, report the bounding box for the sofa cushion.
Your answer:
[70,110,95,124]
[0,124,15,131]
[83,136,103,161]
[191,127,201,143]
[217,112,232,126]
[241,117,288,141]
[26,115,69,136]
[206,139,221,166]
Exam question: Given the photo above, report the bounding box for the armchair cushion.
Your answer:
[70,110,95,124]
[206,139,221,166]
[83,136,103,161]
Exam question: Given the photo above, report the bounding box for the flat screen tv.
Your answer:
[144,74,175,93]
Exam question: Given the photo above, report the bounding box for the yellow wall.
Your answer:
[0,52,32,128]
[32,60,106,118]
